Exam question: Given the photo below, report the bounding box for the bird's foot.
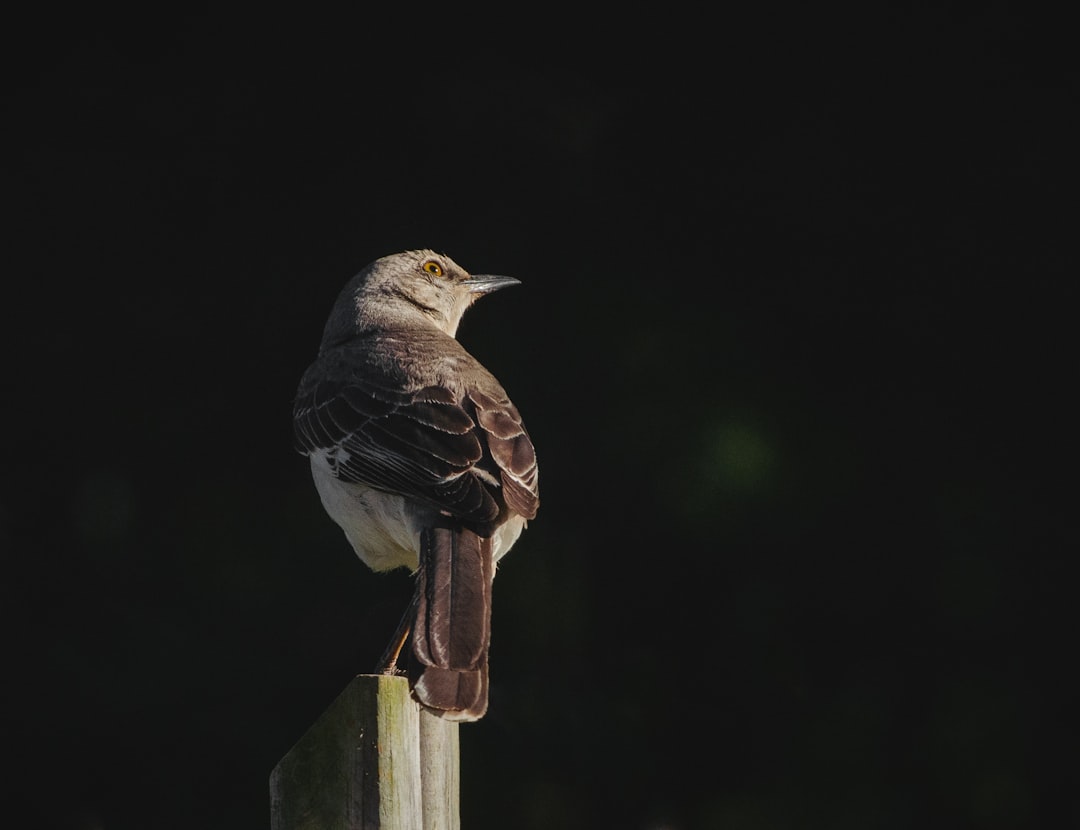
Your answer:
[375,603,412,676]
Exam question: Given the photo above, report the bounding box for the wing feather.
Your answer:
[294,342,538,529]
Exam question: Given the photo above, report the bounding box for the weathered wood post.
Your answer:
[270,674,460,830]
[418,706,459,829]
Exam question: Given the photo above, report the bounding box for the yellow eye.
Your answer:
[422,260,444,277]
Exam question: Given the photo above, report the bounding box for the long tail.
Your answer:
[408,525,494,721]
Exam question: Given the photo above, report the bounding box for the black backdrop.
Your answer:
[5,7,1073,829]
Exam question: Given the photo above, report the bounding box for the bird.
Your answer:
[292,249,539,721]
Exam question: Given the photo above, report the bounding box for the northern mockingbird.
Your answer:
[292,250,539,721]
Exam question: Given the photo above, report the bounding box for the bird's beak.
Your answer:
[461,274,521,294]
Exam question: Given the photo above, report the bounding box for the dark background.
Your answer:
[4,7,1074,829]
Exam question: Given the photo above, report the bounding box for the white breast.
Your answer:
[309,452,527,573]
[309,453,420,572]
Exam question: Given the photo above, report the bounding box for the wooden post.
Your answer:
[270,674,460,830]
[419,711,460,830]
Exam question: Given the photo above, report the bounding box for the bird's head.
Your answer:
[319,249,520,348]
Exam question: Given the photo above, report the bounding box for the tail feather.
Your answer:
[409,525,494,720]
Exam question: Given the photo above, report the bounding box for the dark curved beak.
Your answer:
[462,274,521,294]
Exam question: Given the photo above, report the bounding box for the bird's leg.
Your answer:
[376,591,418,675]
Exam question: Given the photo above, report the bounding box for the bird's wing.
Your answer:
[293,335,540,530]
[467,388,539,521]
[294,370,504,525]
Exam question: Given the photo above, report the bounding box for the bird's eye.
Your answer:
[422,260,444,277]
